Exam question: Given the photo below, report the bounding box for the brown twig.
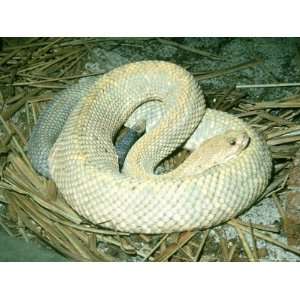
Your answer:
[156,38,222,60]
[229,220,300,256]
[230,221,257,262]
[194,58,263,81]
[154,231,198,262]
[193,230,209,262]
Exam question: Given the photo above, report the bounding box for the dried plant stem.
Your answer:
[0,116,31,166]
[1,97,27,121]
[234,219,280,233]
[156,38,221,60]
[214,86,236,109]
[249,222,259,260]
[231,222,257,262]
[53,224,98,261]
[271,193,286,220]
[154,231,198,262]
[7,71,104,87]
[5,91,26,104]
[142,234,169,261]
[236,82,300,89]
[229,220,300,256]
[228,243,238,261]
[193,230,209,262]
[53,218,128,236]
[0,48,22,66]
[194,58,262,81]
[267,135,300,146]
[61,52,87,75]
[31,38,65,60]
[217,230,230,261]
[250,100,300,110]
[31,102,38,124]
[257,111,293,126]
[27,96,52,103]
[8,121,27,145]
[0,217,14,236]
[266,126,300,140]
[259,172,289,200]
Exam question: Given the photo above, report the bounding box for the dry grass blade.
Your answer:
[31,38,65,59]
[156,38,222,60]
[0,116,32,167]
[34,49,82,73]
[12,194,75,250]
[154,231,198,262]
[271,193,286,220]
[17,215,30,243]
[0,216,14,236]
[118,236,137,255]
[7,154,48,193]
[258,172,289,200]
[236,82,300,88]
[214,86,236,109]
[2,174,82,225]
[7,121,27,145]
[255,111,293,126]
[142,234,169,261]
[4,155,85,224]
[229,220,300,256]
[1,97,27,120]
[0,48,22,66]
[194,58,263,81]
[266,125,300,140]
[1,90,42,121]
[193,230,209,262]
[26,96,52,104]
[53,223,98,261]
[216,230,230,261]
[5,91,26,105]
[267,135,300,146]
[7,72,104,87]
[230,222,257,262]
[249,222,259,260]
[228,243,238,261]
[234,219,280,233]
[88,233,97,253]
[250,100,300,110]
[95,234,145,259]
[1,38,98,51]
[32,195,82,225]
[7,190,113,261]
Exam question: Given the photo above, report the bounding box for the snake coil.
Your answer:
[28,61,272,233]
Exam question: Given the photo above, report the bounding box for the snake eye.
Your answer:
[229,138,236,145]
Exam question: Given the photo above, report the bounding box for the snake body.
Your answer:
[28,61,272,233]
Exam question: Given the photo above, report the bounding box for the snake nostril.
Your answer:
[229,138,236,146]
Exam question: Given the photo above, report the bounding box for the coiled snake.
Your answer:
[28,61,272,233]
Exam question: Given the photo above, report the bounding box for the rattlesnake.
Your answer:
[28,60,272,233]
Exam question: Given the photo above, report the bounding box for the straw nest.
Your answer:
[0,38,300,261]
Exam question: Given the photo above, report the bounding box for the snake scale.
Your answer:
[28,60,272,233]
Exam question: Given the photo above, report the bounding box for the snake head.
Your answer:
[221,129,250,162]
